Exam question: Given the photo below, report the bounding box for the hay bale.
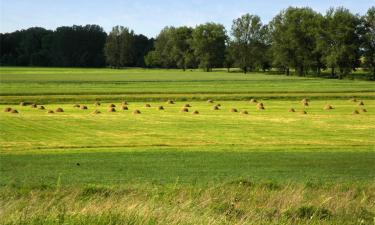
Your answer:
[4,107,12,112]
[55,108,64,112]
[122,101,128,106]
[257,102,264,107]
[38,106,45,110]
[301,98,309,103]
[358,101,364,106]
[10,109,18,114]
[109,104,116,108]
[230,108,238,113]
[241,110,249,114]
[324,105,334,110]
[73,104,80,108]
[80,105,88,110]
[145,103,151,108]
[181,107,189,112]
[213,105,220,110]
[360,108,367,113]
[158,106,164,110]
[288,108,295,112]
[166,100,174,104]
[249,99,258,103]
[94,102,101,106]
[20,102,26,106]
[302,102,309,107]
[133,109,141,114]
[184,104,191,107]
[91,110,101,114]
[350,98,357,102]
[108,107,116,112]
[207,99,214,103]
[301,110,307,114]
[192,110,199,115]
[353,110,360,114]
[216,104,221,107]
[47,110,54,114]
[121,105,128,110]
[31,103,37,108]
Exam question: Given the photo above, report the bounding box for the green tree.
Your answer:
[361,7,375,79]
[319,8,361,78]
[231,14,269,73]
[270,7,322,76]
[170,26,195,70]
[191,23,227,71]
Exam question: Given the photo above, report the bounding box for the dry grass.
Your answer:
[360,108,367,113]
[133,109,141,114]
[109,104,116,108]
[108,107,116,112]
[80,105,88,110]
[301,110,307,114]
[122,101,128,106]
[47,110,54,114]
[145,104,151,108]
[257,103,265,110]
[10,109,18,114]
[31,103,37,108]
[358,101,365,106]
[250,98,258,103]
[166,100,174,104]
[121,105,128,110]
[241,110,249,114]
[230,108,238,113]
[4,107,12,112]
[158,106,164,110]
[38,105,45,110]
[324,105,334,110]
[288,108,295,112]
[181,107,189,112]
[19,102,26,106]
[213,106,220,110]
[55,108,64,112]
[91,110,101,114]
[207,99,214,103]
[192,110,199,114]
[184,104,191,108]
[94,102,101,106]
[73,104,80,108]
[352,109,360,114]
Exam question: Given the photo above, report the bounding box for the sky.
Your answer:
[0,0,374,37]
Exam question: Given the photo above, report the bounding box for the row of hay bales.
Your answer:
[6,98,368,115]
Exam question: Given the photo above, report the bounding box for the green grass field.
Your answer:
[0,68,374,224]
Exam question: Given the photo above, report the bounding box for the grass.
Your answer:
[0,67,374,224]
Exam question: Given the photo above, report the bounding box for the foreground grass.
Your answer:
[1,182,374,225]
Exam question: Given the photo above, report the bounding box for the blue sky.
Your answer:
[0,0,374,37]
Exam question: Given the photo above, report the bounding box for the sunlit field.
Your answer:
[0,68,374,225]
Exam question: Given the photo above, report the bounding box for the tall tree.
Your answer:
[191,23,227,71]
[361,7,375,79]
[170,26,195,70]
[319,8,361,78]
[231,14,268,73]
[270,7,322,76]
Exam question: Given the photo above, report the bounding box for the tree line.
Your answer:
[0,6,374,78]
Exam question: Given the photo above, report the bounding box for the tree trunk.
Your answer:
[286,68,290,76]
[243,67,247,74]
[331,67,335,78]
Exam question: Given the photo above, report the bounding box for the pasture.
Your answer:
[0,67,374,224]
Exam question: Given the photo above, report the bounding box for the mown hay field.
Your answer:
[0,68,374,225]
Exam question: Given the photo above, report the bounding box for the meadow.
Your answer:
[0,67,374,224]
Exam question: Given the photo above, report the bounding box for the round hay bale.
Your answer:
[288,108,295,112]
[358,101,364,106]
[181,107,189,112]
[184,104,191,108]
[192,110,199,115]
[207,99,214,103]
[47,110,54,114]
[302,102,309,107]
[108,107,116,112]
[94,102,101,106]
[10,109,18,114]
[324,105,334,110]
[166,100,174,104]
[55,108,64,113]
[38,105,45,110]
[31,103,37,108]
[249,99,258,103]
[241,110,249,115]
[216,104,221,107]
[122,101,128,106]
[80,105,88,110]
[256,102,264,108]
[145,104,151,108]
[121,105,128,110]
[108,104,116,108]
[4,107,12,112]
[353,110,360,114]
[257,106,265,110]
[133,109,141,114]
[360,108,367,113]
[301,98,309,103]
[213,105,220,110]
[301,110,307,114]
[230,108,238,113]
[20,102,26,106]
[91,110,101,114]
[73,104,80,108]
[158,106,164,110]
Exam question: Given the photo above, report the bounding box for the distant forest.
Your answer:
[0,6,374,79]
